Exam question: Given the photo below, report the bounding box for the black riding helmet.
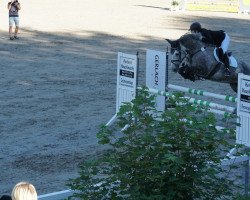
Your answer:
[189,22,202,32]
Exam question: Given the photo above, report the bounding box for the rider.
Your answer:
[189,22,231,75]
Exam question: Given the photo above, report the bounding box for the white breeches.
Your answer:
[220,33,230,54]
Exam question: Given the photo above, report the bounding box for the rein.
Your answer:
[171,48,188,65]
[189,47,206,59]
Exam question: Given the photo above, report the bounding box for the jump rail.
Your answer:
[145,87,236,114]
[168,84,237,103]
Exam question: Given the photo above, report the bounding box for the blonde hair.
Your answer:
[11,182,38,200]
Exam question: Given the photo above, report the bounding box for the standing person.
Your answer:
[189,22,231,75]
[11,182,37,200]
[8,0,21,40]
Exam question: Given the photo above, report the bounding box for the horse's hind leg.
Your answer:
[230,83,237,93]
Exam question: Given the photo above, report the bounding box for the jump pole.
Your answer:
[168,84,237,103]
[146,87,236,113]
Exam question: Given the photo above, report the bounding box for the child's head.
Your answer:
[0,195,12,200]
[11,182,37,200]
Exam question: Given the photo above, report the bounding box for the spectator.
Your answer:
[7,0,21,40]
[11,182,37,200]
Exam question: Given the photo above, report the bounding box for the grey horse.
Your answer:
[166,33,250,92]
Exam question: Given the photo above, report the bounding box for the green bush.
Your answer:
[67,88,242,200]
[171,0,179,6]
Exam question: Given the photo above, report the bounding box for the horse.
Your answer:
[166,33,250,92]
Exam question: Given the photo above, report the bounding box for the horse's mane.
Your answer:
[179,32,202,43]
[179,32,214,48]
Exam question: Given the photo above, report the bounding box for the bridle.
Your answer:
[188,47,206,59]
[171,45,207,68]
[170,47,189,66]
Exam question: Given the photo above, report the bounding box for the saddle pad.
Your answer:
[213,48,222,63]
[213,48,238,68]
[229,56,238,68]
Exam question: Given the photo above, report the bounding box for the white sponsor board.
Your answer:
[146,49,167,112]
[116,52,138,113]
[237,73,250,146]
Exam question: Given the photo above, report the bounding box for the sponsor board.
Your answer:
[237,73,250,146]
[116,52,138,112]
[146,49,167,112]
[237,74,250,116]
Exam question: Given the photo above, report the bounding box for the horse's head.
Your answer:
[166,39,182,72]
[166,38,191,73]
[177,33,216,81]
[166,35,200,81]
[167,33,223,82]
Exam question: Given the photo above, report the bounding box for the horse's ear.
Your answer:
[165,39,179,48]
[165,39,174,46]
[165,39,172,44]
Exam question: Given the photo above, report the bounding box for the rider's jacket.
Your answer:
[199,28,225,47]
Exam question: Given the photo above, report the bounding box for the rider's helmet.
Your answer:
[189,22,202,32]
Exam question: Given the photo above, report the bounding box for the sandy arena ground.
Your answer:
[0,0,250,196]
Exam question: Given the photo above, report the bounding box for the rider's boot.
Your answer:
[217,47,230,77]
[223,54,231,77]
[217,47,224,61]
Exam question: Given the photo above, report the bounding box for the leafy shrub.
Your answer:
[171,0,179,6]
[67,88,241,200]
